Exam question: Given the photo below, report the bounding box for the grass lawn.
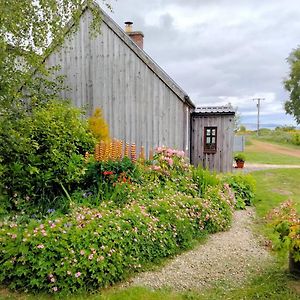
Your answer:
[245,151,300,165]
[243,137,300,165]
[252,168,300,215]
[2,267,299,300]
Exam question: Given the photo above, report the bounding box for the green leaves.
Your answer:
[0,0,110,112]
[284,47,300,124]
[0,100,95,211]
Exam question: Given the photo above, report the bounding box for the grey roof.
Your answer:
[193,106,236,115]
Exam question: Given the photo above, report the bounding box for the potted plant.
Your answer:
[234,152,246,168]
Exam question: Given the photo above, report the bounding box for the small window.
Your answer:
[204,126,217,154]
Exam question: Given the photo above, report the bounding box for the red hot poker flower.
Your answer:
[103,171,114,176]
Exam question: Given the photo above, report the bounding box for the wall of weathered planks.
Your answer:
[46,8,192,158]
[191,114,234,172]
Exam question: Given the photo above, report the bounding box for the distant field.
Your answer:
[245,138,300,165]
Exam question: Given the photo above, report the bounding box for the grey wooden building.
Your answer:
[191,106,235,173]
[45,2,235,172]
[46,3,194,158]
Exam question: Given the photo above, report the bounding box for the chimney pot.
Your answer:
[124,21,133,33]
[124,21,144,49]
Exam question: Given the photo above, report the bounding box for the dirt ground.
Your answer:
[247,139,300,158]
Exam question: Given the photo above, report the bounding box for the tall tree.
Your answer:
[0,0,110,114]
[284,47,300,124]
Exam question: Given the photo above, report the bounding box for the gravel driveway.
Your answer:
[123,208,272,291]
[234,163,300,174]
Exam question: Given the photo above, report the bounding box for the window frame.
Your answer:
[203,126,217,154]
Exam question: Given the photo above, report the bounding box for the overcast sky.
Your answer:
[101,0,300,127]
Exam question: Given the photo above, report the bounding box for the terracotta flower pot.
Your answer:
[289,252,300,277]
[236,160,245,169]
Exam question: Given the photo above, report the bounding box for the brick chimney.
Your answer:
[124,21,144,49]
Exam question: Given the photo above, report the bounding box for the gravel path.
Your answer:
[124,208,272,291]
[234,163,300,174]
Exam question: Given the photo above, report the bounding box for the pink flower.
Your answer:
[80,250,85,255]
[50,277,56,283]
[153,166,161,171]
[156,147,163,153]
[52,287,58,292]
[163,157,173,166]
[97,256,104,262]
[177,151,185,157]
[37,244,44,249]
[88,254,94,260]
[11,234,17,239]
[75,272,81,278]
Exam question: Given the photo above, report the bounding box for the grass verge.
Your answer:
[244,151,300,165]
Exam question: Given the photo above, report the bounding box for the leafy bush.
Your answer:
[0,100,95,211]
[192,167,220,197]
[255,128,300,146]
[267,200,300,262]
[0,192,233,294]
[222,174,256,208]
[79,157,141,206]
[291,133,300,146]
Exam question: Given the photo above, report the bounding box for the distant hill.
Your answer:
[242,123,300,130]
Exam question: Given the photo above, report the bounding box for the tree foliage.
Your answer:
[284,47,300,124]
[0,0,110,113]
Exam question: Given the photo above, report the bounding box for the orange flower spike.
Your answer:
[111,139,116,161]
[109,141,113,161]
[104,141,109,162]
[125,143,130,158]
[131,143,137,163]
[99,141,104,161]
[95,143,101,161]
[119,140,123,160]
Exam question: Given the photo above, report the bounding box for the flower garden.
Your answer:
[0,101,256,295]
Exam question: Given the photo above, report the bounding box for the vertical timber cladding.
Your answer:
[45,8,194,158]
[191,107,235,172]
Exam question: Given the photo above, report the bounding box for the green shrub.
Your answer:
[291,133,300,145]
[0,192,233,294]
[78,157,141,207]
[0,100,95,212]
[267,200,300,262]
[223,174,256,208]
[192,167,220,197]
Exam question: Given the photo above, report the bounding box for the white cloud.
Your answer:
[101,0,300,126]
